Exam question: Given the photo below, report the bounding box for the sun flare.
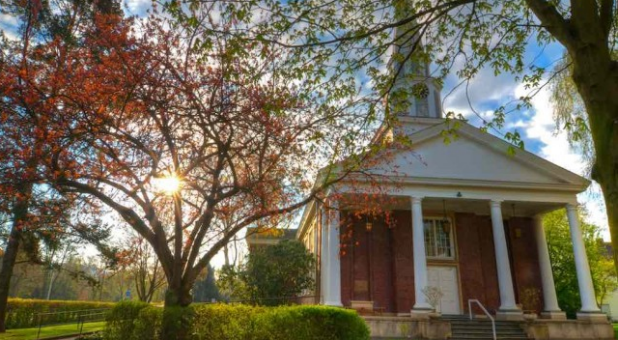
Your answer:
[153,175,182,195]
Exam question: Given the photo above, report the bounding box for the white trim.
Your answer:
[334,182,580,205]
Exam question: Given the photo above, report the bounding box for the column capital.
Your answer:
[411,196,424,204]
[489,199,503,207]
[565,203,578,212]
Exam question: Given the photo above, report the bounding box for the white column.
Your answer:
[566,204,601,314]
[533,215,565,319]
[320,207,329,304]
[324,201,342,306]
[489,200,521,316]
[411,196,431,311]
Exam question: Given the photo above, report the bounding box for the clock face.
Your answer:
[412,83,430,99]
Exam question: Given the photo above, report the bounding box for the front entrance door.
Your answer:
[427,266,461,314]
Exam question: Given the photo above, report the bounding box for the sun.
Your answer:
[153,175,182,195]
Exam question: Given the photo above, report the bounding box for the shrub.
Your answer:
[105,303,370,340]
[104,301,149,340]
[191,304,369,340]
[251,305,370,340]
[192,304,263,340]
[131,306,162,340]
[5,298,115,329]
[161,306,194,340]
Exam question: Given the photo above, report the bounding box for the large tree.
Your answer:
[172,0,618,268]
[35,7,387,339]
[0,0,123,331]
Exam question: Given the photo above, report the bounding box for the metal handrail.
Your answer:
[468,299,496,340]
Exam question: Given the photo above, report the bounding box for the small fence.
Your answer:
[34,308,110,340]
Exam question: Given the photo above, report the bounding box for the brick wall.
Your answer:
[507,217,544,313]
[337,210,543,315]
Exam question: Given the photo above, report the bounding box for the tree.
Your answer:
[35,8,388,339]
[544,209,618,317]
[171,0,618,270]
[218,240,315,306]
[192,265,220,303]
[0,0,123,332]
[130,237,166,303]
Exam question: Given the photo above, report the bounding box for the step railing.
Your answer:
[468,299,496,340]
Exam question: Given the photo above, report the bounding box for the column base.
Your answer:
[496,309,524,321]
[410,307,433,320]
[577,312,608,323]
[540,311,567,320]
[323,301,343,307]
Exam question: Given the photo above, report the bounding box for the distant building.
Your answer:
[245,227,296,253]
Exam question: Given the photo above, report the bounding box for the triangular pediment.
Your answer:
[364,122,589,190]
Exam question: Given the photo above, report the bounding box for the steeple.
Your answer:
[389,2,442,119]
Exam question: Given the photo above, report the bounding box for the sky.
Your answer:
[440,40,610,240]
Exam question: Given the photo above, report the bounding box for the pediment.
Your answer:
[364,123,589,190]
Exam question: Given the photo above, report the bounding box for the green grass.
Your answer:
[0,321,105,340]
[613,323,618,339]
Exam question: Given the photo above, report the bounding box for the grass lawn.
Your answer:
[0,321,105,340]
[614,323,618,339]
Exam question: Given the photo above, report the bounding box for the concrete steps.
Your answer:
[444,315,529,340]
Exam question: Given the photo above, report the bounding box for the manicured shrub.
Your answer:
[192,304,369,340]
[252,305,370,340]
[131,306,162,340]
[104,301,149,340]
[5,298,115,329]
[106,303,369,340]
[192,304,263,340]
[161,306,194,340]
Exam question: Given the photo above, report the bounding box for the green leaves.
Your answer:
[220,240,315,306]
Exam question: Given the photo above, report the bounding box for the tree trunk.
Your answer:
[161,282,193,340]
[0,193,30,332]
[601,172,618,271]
[571,51,618,273]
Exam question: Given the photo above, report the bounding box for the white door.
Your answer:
[427,266,461,315]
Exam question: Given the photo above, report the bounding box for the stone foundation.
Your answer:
[363,316,450,339]
[364,315,613,340]
[522,319,614,340]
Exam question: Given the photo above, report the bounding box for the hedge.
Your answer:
[105,303,370,340]
[5,298,115,329]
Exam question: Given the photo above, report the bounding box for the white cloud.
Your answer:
[514,83,609,239]
[123,0,151,16]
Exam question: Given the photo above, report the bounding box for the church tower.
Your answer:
[389,4,442,120]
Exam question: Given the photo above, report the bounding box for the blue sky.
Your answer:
[440,38,609,239]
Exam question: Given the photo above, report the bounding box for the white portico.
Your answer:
[306,115,606,323]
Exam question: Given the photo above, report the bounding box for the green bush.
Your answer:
[105,303,369,340]
[161,306,194,340]
[191,304,369,340]
[131,306,162,340]
[5,298,115,329]
[252,305,370,340]
[192,304,263,340]
[104,301,149,340]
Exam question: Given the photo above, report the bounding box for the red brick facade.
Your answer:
[338,210,543,314]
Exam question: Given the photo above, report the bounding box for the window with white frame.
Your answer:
[424,218,454,259]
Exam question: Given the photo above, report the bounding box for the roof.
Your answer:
[295,117,591,238]
[246,227,297,247]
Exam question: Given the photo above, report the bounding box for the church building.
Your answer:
[289,17,614,340]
